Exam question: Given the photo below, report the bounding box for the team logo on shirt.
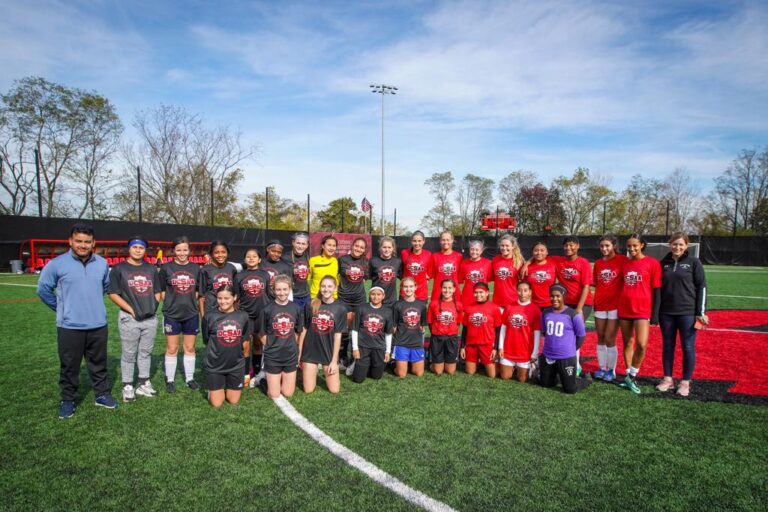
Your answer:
[263,267,278,285]
[363,314,385,335]
[312,310,335,334]
[508,313,528,328]
[407,261,425,276]
[469,312,488,326]
[128,274,153,295]
[624,271,643,286]
[598,269,617,284]
[562,267,578,280]
[170,272,196,294]
[402,307,421,329]
[437,311,455,325]
[293,263,309,281]
[378,266,396,283]
[467,269,485,283]
[242,277,265,297]
[438,262,456,277]
[345,265,365,283]
[217,320,243,346]
[213,273,233,292]
[531,270,552,284]
[272,313,296,338]
[495,266,513,280]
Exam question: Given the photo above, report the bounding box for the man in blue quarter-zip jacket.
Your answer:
[38,223,118,419]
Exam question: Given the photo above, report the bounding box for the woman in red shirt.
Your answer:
[461,282,502,378]
[525,242,558,309]
[491,234,524,307]
[427,279,464,376]
[459,240,493,307]
[430,231,463,301]
[618,234,661,394]
[592,234,627,382]
[400,230,432,301]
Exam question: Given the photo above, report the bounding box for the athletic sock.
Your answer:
[165,355,177,382]
[628,366,639,377]
[596,344,607,370]
[183,354,196,382]
[606,346,618,372]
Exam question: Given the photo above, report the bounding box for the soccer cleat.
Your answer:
[166,381,176,393]
[135,381,156,398]
[602,369,615,382]
[624,376,641,395]
[59,400,76,419]
[186,380,200,391]
[593,369,606,380]
[345,360,356,377]
[122,384,136,402]
[94,394,119,409]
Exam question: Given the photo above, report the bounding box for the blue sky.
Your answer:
[2,0,767,229]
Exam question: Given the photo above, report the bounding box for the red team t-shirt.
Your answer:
[430,251,464,300]
[593,254,628,311]
[618,256,661,319]
[525,260,558,308]
[401,249,432,300]
[459,258,493,307]
[491,255,520,306]
[550,255,594,306]
[500,302,541,363]
[427,298,464,337]
[462,301,502,347]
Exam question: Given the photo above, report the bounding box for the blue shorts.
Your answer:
[394,346,425,363]
[163,315,199,336]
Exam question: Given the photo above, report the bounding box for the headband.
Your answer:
[473,282,490,291]
[266,240,284,249]
[369,286,385,294]
[549,284,567,296]
[128,239,147,249]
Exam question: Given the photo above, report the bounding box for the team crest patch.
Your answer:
[272,313,296,338]
[217,321,242,346]
[509,313,528,328]
[531,270,551,283]
[243,277,265,297]
[437,311,455,325]
[312,310,335,334]
[213,273,233,291]
[346,265,365,283]
[402,307,421,329]
[378,266,396,283]
[624,271,643,286]
[495,266,513,280]
[467,269,485,283]
[407,261,425,275]
[128,274,152,295]
[439,263,456,277]
[170,272,195,294]
[562,267,578,280]
[469,312,487,327]
[294,264,309,281]
[363,314,385,335]
[599,269,617,284]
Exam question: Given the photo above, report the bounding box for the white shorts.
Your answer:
[594,309,618,320]
[499,358,531,369]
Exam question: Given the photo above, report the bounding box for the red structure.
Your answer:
[481,213,516,231]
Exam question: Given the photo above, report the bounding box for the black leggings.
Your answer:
[660,314,697,380]
[538,355,589,394]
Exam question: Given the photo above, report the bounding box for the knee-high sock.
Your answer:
[596,344,607,370]
[165,355,177,382]
[183,354,196,382]
[606,346,618,372]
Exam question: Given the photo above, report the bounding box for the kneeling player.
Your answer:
[498,281,541,382]
[461,282,502,378]
[350,287,393,383]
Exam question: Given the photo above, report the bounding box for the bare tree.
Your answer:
[663,167,700,232]
[0,120,35,215]
[553,167,612,234]
[498,169,536,215]
[121,105,255,224]
[421,171,456,235]
[609,175,666,234]
[714,149,768,231]
[454,173,494,236]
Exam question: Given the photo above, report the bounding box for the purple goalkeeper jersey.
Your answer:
[541,307,586,360]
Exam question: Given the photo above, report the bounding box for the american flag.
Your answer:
[361,197,372,212]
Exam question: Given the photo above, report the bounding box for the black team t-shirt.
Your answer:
[369,256,402,305]
[234,268,271,319]
[260,258,293,299]
[109,261,161,321]
[393,299,427,349]
[338,254,368,306]
[260,301,304,367]
[159,261,200,321]
[283,252,310,299]
[202,309,251,374]
[198,262,238,313]
[301,301,348,364]
[354,303,394,350]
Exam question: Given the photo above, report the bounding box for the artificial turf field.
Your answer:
[1,267,767,511]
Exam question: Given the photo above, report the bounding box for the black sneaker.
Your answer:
[166,381,176,393]
[186,380,200,391]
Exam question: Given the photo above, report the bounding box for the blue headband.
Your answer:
[128,239,147,249]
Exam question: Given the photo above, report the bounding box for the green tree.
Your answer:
[514,183,565,234]
[234,187,307,230]
[454,174,494,236]
[553,167,612,235]
[315,197,365,233]
[498,169,536,216]
[421,171,456,235]
[610,175,666,234]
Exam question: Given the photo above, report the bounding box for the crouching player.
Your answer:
[350,286,393,383]
[202,284,250,407]
[538,284,590,394]
[498,281,541,382]
[461,282,502,378]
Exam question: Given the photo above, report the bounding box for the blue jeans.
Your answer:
[660,314,697,380]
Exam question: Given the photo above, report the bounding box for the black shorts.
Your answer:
[264,362,298,375]
[429,335,459,364]
[206,369,244,391]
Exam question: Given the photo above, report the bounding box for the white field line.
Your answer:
[706,269,767,273]
[709,294,768,299]
[705,328,768,335]
[0,282,37,287]
[273,395,458,512]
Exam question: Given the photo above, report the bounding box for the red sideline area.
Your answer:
[580,310,768,396]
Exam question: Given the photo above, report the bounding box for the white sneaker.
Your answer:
[249,375,257,389]
[135,381,156,397]
[122,384,135,402]
[345,361,356,377]
[253,371,266,385]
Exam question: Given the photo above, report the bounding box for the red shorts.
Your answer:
[464,344,494,365]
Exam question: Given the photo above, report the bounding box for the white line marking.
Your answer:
[273,395,457,512]
[709,294,768,299]
[0,282,37,287]
[704,328,768,335]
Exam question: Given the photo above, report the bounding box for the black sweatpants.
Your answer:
[538,355,589,394]
[57,326,110,401]
[352,347,386,384]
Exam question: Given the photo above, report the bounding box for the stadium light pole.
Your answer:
[370,84,397,235]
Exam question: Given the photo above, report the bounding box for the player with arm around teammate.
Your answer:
[592,234,627,382]
[234,248,271,388]
[299,275,347,394]
[202,284,251,408]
